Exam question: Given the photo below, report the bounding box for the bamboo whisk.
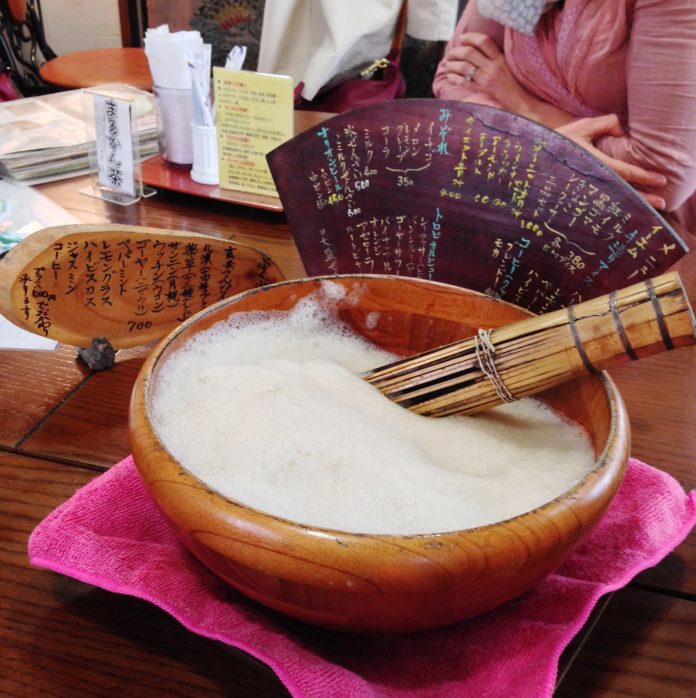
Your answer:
[364,272,696,417]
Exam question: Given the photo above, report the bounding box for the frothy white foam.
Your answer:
[151,291,596,534]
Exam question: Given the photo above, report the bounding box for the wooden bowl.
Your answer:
[129,275,630,633]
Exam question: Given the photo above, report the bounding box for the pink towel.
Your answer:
[29,456,695,698]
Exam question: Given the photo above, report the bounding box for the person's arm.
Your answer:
[432,2,505,105]
[557,116,667,210]
[593,0,696,213]
[433,3,577,125]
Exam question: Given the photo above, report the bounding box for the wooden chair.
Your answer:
[0,0,152,96]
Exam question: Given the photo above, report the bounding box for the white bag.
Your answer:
[258,0,459,100]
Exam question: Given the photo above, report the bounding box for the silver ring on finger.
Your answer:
[466,65,478,82]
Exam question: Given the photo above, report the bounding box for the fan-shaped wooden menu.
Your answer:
[267,100,688,313]
[0,224,284,350]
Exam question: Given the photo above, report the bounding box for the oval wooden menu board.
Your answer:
[267,100,688,313]
[0,224,284,349]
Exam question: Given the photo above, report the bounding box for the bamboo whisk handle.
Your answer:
[364,272,696,417]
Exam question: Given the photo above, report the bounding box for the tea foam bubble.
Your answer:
[151,290,595,534]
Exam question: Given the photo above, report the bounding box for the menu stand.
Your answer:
[80,85,157,206]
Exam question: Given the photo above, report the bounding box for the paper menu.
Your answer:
[92,92,137,198]
[0,179,77,350]
[213,68,293,197]
[0,314,57,350]
[0,86,158,185]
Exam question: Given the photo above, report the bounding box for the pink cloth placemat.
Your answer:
[29,456,695,698]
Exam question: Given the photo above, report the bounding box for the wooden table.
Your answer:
[39,48,153,92]
[1,165,694,696]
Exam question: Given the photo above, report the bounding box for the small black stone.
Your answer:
[77,337,116,371]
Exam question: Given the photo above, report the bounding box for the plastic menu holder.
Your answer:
[80,85,156,206]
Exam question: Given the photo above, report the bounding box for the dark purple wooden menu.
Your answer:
[267,100,688,313]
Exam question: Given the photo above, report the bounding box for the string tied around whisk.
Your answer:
[473,329,515,403]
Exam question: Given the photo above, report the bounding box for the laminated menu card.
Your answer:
[213,67,293,197]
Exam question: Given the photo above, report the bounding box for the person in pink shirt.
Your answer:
[433,0,696,241]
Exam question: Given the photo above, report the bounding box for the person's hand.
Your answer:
[557,115,668,209]
[439,32,530,111]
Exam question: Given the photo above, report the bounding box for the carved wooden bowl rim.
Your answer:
[131,272,628,530]
[129,274,630,631]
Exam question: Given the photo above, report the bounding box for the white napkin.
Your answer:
[144,25,204,90]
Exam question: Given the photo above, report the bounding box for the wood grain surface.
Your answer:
[556,587,696,697]
[0,163,692,695]
[0,452,288,697]
[39,48,153,91]
[0,345,89,448]
[0,224,285,349]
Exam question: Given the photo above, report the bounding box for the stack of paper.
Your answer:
[0,85,158,184]
[0,178,79,349]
